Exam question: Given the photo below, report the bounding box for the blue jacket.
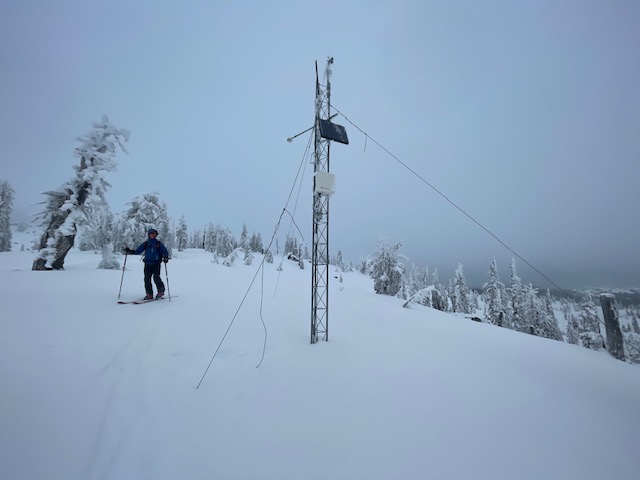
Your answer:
[134,238,169,264]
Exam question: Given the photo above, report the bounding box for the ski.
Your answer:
[117,295,176,304]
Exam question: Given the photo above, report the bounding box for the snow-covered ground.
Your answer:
[1,231,639,480]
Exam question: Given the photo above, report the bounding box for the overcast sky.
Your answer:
[2,0,639,289]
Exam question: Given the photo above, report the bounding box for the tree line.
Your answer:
[361,237,640,363]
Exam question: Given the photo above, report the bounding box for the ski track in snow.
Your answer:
[83,317,170,480]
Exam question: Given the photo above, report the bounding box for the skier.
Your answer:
[124,228,170,300]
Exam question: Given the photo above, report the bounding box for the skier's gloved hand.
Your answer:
[124,247,134,254]
[163,257,169,263]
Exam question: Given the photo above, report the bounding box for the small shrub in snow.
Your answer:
[579,331,604,351]
[223,248,240,267]
[97,243,120,270]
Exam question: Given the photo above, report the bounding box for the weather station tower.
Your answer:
[310,57,349,343]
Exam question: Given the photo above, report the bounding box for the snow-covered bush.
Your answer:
[97,243,120,270]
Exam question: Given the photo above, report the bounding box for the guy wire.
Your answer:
[196,131,313,389]
[274,130,312,296]
[331,105,612,331]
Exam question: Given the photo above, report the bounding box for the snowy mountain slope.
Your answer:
[1,245,639,480]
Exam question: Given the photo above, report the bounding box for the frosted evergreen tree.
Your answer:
[204,224,237,258]
[190,228,203,249]
[217,227,236,257]
[521,283,547,336]
[97,242,120,270]
[539,289,564,341]
[561,299,580,345]
[243,247,254,266]
[118,192,169,251]
[33,116,129,270]
[398,264,426,302]
[400,265,433,309]
[283,235,298,258]
[397,272,412,301]
[521,283,562,341]
[566,317,580,345]
[203,223,217,252]
[507,258,527,332]
[429,268,448,311]
[452,263,471,314]
[239,223,249,249]
[358,258,369,275]
[468,289,480,312]
[223,248,241,267]
[335,250,344,272]
[265,249,274,263]
[176,214,188,251]
[577,292,604,350]
[368,237,405,296]
[79,202,114,251]
[0,180,15,252]
[483,259,506,326]
[249,232,263,253]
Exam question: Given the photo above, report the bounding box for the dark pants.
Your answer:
[144,262,165,295]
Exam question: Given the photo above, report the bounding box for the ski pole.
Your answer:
[164,260,171,301]
[118,252,128,299]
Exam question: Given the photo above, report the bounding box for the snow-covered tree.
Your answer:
[507,258,527,332]
[427,268,446,311]
[577,292,604,350]
[223,247,242,267]
[358,258,369,275]
[249,232,263,253]
[97,242,120,270]
[624,331,640,364]
[190,228,203,249]
[518,284,562,341]
[118,192,169,251]
[398,263,428,302]
[33,116,129,270]
[204,223,236,258]
[203,223,216,252]
[483,259,506,326]
[452,263,471,314]
[239,223,249,249]
[561,299,580,345]
[244,247,254,266]
[521,283,539,334]
[0,180,15,252]
[78,203,114,251]
[538,289,564,341]
[283,235,299,258]
[176,214,188,252]
[368,237,405,296]
[216,227,236,258]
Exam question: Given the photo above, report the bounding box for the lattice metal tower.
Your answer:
[311,58,348,343]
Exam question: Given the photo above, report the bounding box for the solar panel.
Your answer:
[318,119,349,145]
